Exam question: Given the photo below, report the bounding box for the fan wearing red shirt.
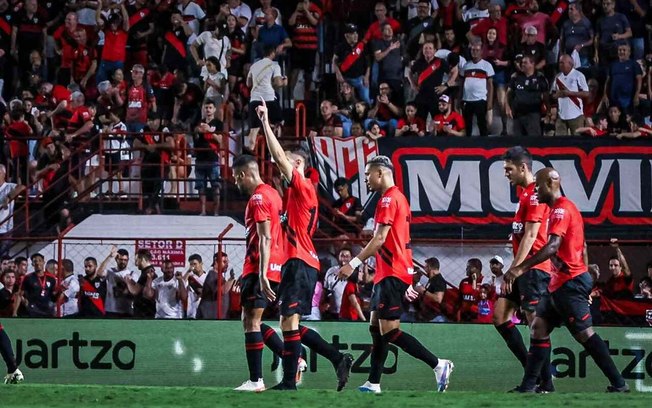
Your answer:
[257,100,353,392]
[338,155,454,393]
[363,2,401,43]
[339,274,365,321]
[457,258,484,322]
[53,12,79,85]
[231,155,286,391]
[96,3,130,84]
[4,109,32,184]
[71,29,98,91]
[505,167,628,393]
[431,95,465,136]
[601,239,634,299]
[493,146,553,391]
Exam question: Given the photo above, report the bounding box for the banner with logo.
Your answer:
[311,136,652,239]
[4,319,652,391]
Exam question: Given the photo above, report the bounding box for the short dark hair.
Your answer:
[334,177,349,188]
[468,258,483,271]
[367,155,394,172]
[608,255,620,263]
[263,44,276,57]
[233,154,257,170]
[30,253,44,262]
[206,55,221,71]
[646,260,652,269]
[425,257,440,270]
[117,249,129,257]
[84,257,97,265]
[339,246,352,255]
[137,249,152,262]
[0,255,11,262]
[15,256,27,265]
[189,254,202,263]
[502,146,533,170]
[62,259,74,273]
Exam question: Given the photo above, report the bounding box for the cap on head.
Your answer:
[490,255,504,265]
[439,94,450,104]
[344,23,358,34]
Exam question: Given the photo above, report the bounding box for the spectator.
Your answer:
[0,270,18,317]
[10,0,46,84]
[191,22,232,79]
[125,64,156,133]
[364,2,402,43]
[482,27,509,134]
[365,121,385,140]
[457,258,484,322]
[469,4,508,46]
[125,0,155,70]
[193,100,223,216]
[514,0,556,48]
[431,94,465,136]
[371,23,404,103]
[396,102,427,137]
[185,254,207,319]
[0,164,25,258]
[601,238,634,299]
[57,264,79,321]
[616,0,648,61]
[603,43,642,114]
[223,0,253,29]
[335,82,358,136]
[125,248,158,318]
[93,246,134,318]
[512,26,546,71]
[366,82,401,136]
[560,2,594,69]
[249,0,282,28]
[462,0,490,28]
[488,255,505,296]
[575,113,609,137]
[197,252,229,319]
[408,41,449,121]
[309,100,343,137]
[288,0,321,100]
[405,0,439,60]
[441,26,463,54]
[201,57,227,116]
[606,105,633,137]
[225,14,248,90]
[637,277,652,299]
[5,109,32,185]
[303,268,324,321]
[71,29,98,94]
[505,55,549,136]
[583,78,602,125]
[323,247,352,320]
[333,24,371,104]
[95,2,130,84]
[78,257,107,318]
[177,0,206,36]
[18,253,57,317]
[144,259,187,319]
[415,257,447,322]
[162,11,194,74]
[340,270,365,321]
[246,44,287,151]
[595,0,632,66]
[551,54,589,136]
[253,8,292,62]
[53,12,79,86]
[474,284,494,323]
[331,177,362,233]
[461,40,494,137]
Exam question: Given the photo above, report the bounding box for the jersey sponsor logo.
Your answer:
[512,221,524,235]
[529,193,540,206]
[380,197,392,207]
[269,263,282,272]
[552,208,566,220]
[128,101,142,109]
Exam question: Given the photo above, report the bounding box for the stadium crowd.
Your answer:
[0,240,649,322]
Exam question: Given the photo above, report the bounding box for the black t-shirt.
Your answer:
[138,127,163,164]
[335,41,368,79]
[0,288,13,315]
[79,274,107,317]
[333,196,362,217]
[200,269,218,302]
[21,272,57,317]
[194,118,223,164]
[509,72,549,115]
[412,57,448,103]
[426,274,447,294]
[133,265,157,318]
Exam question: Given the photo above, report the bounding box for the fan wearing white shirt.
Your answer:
[97,246,137,317]
[58,259,80,317]
[185,254,207,319]
[190,23,232,78]
[144,260,188,319]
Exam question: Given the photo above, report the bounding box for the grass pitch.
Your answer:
[0,384,649,408]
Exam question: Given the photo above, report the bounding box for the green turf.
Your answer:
[0,384,648,408]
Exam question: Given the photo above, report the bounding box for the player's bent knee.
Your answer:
[574,327,595,344]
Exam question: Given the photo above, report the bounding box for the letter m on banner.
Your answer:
[311,136,379,204]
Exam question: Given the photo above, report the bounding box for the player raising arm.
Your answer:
[257,99,353,391]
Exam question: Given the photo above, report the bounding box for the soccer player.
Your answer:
[494,146,553,392]
[257,99,354,391]
[338,155,454,393]
[504,168,628,393]
[232,154,286,392]
[0,323,23,384]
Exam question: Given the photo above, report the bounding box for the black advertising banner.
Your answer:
[312,136,652,239]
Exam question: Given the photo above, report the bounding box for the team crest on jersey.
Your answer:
[552,208,565,220]
[251,193,263,205]
[380,197,392,207]
[95,282,100,288]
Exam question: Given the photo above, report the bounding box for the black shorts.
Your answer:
[502,269,550,312]
[370,277,409,320]
[240,273,280,310]
[277,259,318,317]
[248,99,283,129]
[291,49,317,73]
[536,272,593,335]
